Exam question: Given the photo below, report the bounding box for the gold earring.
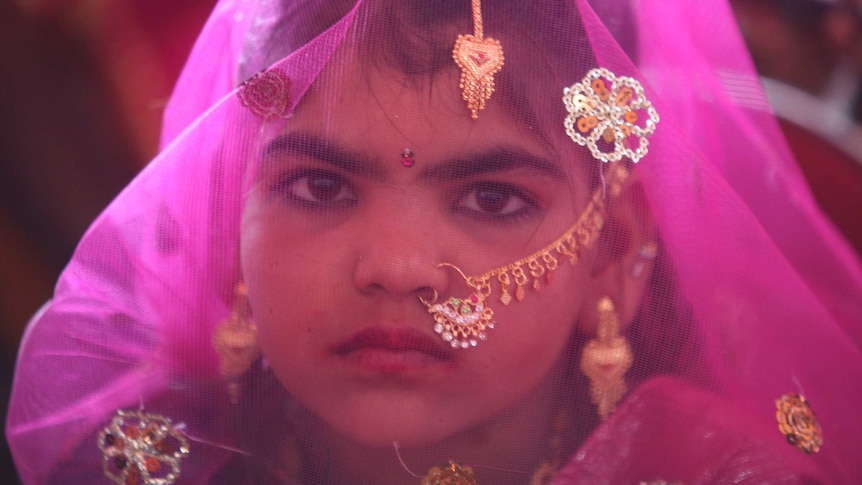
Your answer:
[580,296,632,420]
[213,282,260,403]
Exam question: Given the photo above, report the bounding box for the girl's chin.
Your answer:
[288,386,480,449]
[327,416,461,449]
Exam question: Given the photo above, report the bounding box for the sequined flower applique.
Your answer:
[422,462,478,485]
[563,68,659,163]
[238,68,292,120]
[98,410,190,485]
[775,393,823,454]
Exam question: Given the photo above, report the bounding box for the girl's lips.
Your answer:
[332,327,456,370]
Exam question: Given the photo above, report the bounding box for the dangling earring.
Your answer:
[580,296,632,420]
[213,282,260,403]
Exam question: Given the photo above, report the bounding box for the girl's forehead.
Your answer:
[285,57,590,184]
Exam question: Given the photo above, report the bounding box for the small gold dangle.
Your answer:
[498,272,512,306]
[453,0,504,118]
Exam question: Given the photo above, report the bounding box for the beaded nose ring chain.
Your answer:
[420,164,629,349]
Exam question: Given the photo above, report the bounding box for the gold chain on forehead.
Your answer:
[453,0,505,118]
[471,0,484,38]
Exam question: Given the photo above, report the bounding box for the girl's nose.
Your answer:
[351,198,450,299]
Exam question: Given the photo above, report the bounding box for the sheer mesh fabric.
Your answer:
[7,0,862,484]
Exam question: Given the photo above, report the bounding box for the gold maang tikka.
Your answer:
[420,164,629,349]
[453,0,504,118]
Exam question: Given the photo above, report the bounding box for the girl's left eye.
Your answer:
[455,183,537,220]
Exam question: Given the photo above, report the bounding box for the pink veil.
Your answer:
[8,0,862,483]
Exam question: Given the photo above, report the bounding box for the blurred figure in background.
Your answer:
[731,0,862,253]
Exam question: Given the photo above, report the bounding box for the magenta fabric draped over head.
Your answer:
[8,0,862,483]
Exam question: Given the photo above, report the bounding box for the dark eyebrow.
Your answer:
[420,147,568,182]
[264,132,384,178]
[265,132,566,182]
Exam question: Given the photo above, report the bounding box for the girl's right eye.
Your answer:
[271,170,358,208]
[452,181,540,224]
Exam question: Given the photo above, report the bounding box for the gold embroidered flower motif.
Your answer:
[238,68,292,120]
[775,393,823,454]
[422,462,478,485]
[563,68,659,163]
[98,410,190,485]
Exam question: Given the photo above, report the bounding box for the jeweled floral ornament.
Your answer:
[420,164,629,349]
[564,68,660,163]
[776,393,823,454]
[98,409,190,485]
[453,0,504,118]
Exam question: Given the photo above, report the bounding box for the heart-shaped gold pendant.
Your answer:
[454,34,504,80]
[453,34,504,118]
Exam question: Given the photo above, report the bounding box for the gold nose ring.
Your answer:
[418,263,496,349]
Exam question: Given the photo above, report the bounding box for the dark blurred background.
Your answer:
[1,0,213,481]
[731,0,862,252]
[1,0,860,483]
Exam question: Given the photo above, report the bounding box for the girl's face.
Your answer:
[241,56,596,448]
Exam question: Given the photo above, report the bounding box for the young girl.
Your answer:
[8,0,862,483]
